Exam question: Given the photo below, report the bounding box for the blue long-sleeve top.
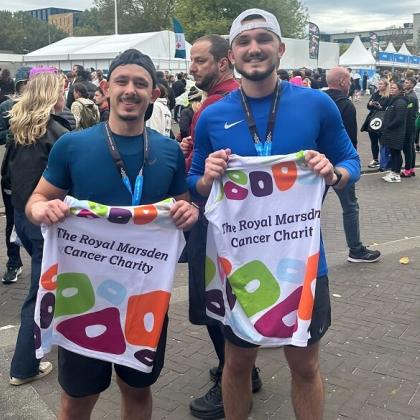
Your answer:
[187,81,361,276]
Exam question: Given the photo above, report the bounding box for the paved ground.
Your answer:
[1,96,420,419]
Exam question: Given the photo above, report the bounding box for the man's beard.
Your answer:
[195,71,218,92]
[119,114,139,121]
[235,60,278,82]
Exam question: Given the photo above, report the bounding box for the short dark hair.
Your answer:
[108,49,157,88]
[194,35,233,70]
[73,82,89,99]
[277,69,289,81]
[392,80,404,92]
[405,77,416,86]
[96,86,105,96]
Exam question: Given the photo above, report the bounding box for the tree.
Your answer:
[86,0,177,34]
[381,26,412,50]
[0,11,67,54]
[339,44,350,56]
[174,0,308,42]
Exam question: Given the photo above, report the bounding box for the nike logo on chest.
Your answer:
[224,120,244,129]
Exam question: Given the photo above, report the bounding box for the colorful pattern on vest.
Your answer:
[34,196,185,372]
[205,153,325,347]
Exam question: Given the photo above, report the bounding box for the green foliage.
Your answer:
[174,0,308,42]
[77,0,307,42]
[0,11,67,54]
[0,0,308,53]
[339,43,350,56]
[88,0,177,34]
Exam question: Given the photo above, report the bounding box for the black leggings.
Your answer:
[368,131,380,161]
[390,148,402,173]
[402,133,416,170]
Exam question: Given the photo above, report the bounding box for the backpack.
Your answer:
[78,101,99,129]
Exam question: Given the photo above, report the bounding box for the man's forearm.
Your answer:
[25,193,49,224]
[332,167,350,190]
[195,176,213,197]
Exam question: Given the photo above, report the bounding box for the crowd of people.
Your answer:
[0,7,419,420]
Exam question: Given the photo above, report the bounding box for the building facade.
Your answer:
[320,13,420,53]
[28,7,81,35]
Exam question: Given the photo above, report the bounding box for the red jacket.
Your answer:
[185,78,239,172]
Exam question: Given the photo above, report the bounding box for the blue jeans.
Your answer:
[334,184,362,253]
[10,209,44,379]
[1,185,22,269]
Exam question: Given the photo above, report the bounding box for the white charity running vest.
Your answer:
[205,153,325,347]
[34,196,185,372]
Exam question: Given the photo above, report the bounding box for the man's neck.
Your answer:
[206,72,234,94]
[241,72,278,98]
[108,115,145,136]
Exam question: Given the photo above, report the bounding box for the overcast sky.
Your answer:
[0,0,418,33]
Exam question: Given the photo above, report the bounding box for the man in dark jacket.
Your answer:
[325,66,381,263]
[0,76,27,284]
[401,77,419,176]
[156,71,176,111]
[66,65,97,108]
[171,73,187,122]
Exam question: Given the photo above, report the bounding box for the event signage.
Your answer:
[34,197,185,372]
[173,18,186,59]
[204,153,325,347]
[369,32,379,59]
[309,22,320,60]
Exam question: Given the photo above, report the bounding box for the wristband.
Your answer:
[330,168,342,187]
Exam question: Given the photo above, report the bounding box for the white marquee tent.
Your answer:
[339,36,376,67]
[280,38,339,69]
[384,42,397,53]
[24,31,340,72]
[398,43,412,55]
[23,31,192,72]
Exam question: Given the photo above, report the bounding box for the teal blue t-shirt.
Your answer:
[43,123,187,206]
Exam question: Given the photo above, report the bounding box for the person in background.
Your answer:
[303,77,312,87]
[66,65,97,108]
[380,81,407,183]
[94,87,110,122]
[289,70,303,86]
[325,66,381,263]
[172,73,187,122]
[0,74,28,284]
[146,82,172,137]
[70,83,100,130]
[179,86,202,139]
[8,72,70,386]
[401,77,419,177]
[362,78,390,169]
[157,71,176,111]
[415,76,420,153]
[362,72,368,95]
[0,69,15,104]
[277,69,290,81]
[96,69,108,92]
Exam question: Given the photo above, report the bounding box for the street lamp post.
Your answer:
[114,0,118,35]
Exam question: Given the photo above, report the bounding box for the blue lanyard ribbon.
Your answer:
[239,80,281,157]
[104,123,148,206]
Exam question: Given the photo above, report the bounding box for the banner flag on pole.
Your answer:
[173,18,186,59]
[369,32,379,60]
[308,22,320,60]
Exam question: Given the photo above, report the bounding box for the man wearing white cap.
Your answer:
[187,8,360,420]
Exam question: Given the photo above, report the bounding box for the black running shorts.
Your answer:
[58,315,168,397]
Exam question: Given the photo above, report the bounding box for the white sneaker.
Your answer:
[368,160,380,168]
[383,172,401,183]
[381,171,390,179]
[10,361,53,386]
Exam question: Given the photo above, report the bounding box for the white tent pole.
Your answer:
[114,0,118,35]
